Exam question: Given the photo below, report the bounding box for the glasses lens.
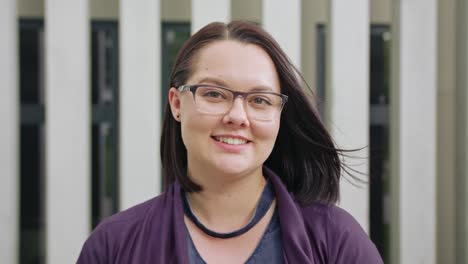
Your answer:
[245,93,283,121]
[194,86,232,114]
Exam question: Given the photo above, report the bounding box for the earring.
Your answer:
[176,114,180,120]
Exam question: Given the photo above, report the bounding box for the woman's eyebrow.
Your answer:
[249,86,274,92]
[197,77,275,92]
[197,77,228,87]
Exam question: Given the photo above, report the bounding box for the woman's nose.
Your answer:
[222,97,250,127]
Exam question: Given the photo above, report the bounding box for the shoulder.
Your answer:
[301,203,364,233]
[76,194,166,263]
[99,194,164,228]
[300,203,383,264]
[298,202,356,230]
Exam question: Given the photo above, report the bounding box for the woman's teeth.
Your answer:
[214,136,247,145]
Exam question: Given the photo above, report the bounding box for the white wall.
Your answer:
[262,0,301,69]
[394,0,437,263]
[0,1,19,263]
[119,0,161,210]
[45,0,90,263]
[328,0,370,232]
[191,0,230,33]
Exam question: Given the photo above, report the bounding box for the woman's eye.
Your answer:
[252,97,272,105]
[203,90,224,98]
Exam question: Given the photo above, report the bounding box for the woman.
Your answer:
[78,21,383,263]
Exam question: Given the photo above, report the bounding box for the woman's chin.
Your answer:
[211,161,262,179]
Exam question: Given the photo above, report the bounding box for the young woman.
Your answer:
[78,21,383,263]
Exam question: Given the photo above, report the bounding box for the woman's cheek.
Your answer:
[253,120,280,140]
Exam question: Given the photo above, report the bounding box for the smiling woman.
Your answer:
[169,40,282,186]
[77,21,383,264]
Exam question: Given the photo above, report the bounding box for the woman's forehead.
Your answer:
[189,40,281,92]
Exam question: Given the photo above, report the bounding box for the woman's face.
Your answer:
[169,40,281,179]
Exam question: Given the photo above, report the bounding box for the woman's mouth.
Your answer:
[212,136,249,145]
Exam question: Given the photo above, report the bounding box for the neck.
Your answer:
[186,166,266,233]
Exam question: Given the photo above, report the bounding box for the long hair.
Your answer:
[161,21,343,205]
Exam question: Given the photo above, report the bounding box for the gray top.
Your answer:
[187,209,284,264]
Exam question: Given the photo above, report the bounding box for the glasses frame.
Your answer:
[178,84,288,116]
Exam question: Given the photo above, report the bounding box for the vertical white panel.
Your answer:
[397,0,437,263]
[329,0,370,231]
[45,0,90,263]
[0,1,18,263]
[191,0,230,33]
[120,0,161,210]
[262,0,301,68]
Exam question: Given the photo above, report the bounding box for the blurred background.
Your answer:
[0,0,465,263]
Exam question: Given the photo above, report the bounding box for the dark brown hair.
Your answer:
[161,21,343,205]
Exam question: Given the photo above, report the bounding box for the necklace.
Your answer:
[182,180,274,239]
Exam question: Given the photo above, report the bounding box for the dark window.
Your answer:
[316,24,327,117]
[369,25,391,263]
[161,22,191,117]
[19,22,122,259]
[19,19,46,264]
[91,21,120,228]
[160,22,191,188]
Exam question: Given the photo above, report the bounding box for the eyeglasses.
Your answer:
[178,84,288,121]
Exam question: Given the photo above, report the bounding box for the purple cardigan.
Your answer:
[77,168,383,263]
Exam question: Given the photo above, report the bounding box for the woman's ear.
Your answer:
[168,87,181,121]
